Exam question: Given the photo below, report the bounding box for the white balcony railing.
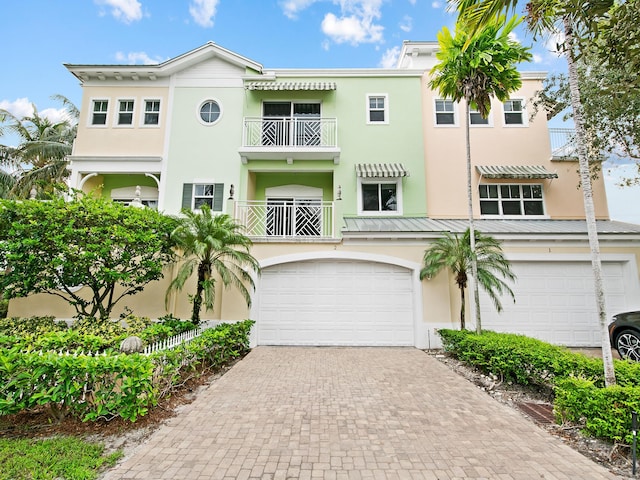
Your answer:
[549,128,577,159]
[235,200,335,239]
[242,117,338,148]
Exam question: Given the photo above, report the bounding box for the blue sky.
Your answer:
[0,0,637,222]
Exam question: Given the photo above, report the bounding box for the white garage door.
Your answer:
[257,260,414,346]
[480,260,631,346]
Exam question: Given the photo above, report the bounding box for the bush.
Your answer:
[555,377,640,444]
[0,319,254,422]
[438,328,640,445]
[0,316,68,337]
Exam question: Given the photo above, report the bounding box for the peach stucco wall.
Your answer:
[421,73,610,219]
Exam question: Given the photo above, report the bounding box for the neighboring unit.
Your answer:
[9,42,640,348]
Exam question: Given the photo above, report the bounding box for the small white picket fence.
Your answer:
[142,320,218,355]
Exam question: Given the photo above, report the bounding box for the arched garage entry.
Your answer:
[253,252,422,346]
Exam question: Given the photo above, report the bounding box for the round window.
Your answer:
[199,100,221,124]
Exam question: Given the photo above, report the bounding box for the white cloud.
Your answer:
[532,53,543,64]
[399,15,412,33]
[283,0,386,45]
[94,0,143,24]
[321,12,384,44]
[0,98,69,124]
[0,98,33,119]
[508,31,519,42]
[281,0,320,19]
[379,46,401,68]
[545,30,566,55]
[432,1,443,8]
[115,51,164,65]
[408,0,416,4]
[189,0,219,28]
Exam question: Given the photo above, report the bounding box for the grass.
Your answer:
[0,436,122,480]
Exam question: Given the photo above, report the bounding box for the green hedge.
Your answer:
[555,377,640,444]
[437,328,640,445]
[0,320,254,422]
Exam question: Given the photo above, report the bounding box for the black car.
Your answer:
[609,311,640,361]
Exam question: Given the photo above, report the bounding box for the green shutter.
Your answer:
[182,184,193,210]
[213,183,224,211]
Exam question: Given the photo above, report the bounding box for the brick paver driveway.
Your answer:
[103,347,619,479]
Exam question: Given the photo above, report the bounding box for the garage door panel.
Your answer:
[257,260,414,346]
[481,260,631,347]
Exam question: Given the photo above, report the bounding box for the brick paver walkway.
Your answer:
[103,347,620,479]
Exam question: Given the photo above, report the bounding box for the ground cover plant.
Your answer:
[0,436,122,480]
[438,328,640,444]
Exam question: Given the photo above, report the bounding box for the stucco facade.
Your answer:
[9,41,640,349]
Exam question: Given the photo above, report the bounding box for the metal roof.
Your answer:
[476,165,558,179]
[355,163,410,178]
[342,217,640,236]
[246,81,337,91]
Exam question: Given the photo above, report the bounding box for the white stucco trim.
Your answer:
[251,251,427,349]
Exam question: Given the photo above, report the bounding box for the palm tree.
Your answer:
[428,16,531,334]
[420,229,516,330]
[450,0,617,387]
[0,95,78,199]
[166,205,261,324]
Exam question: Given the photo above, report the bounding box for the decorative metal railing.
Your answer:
[235,200,335,238]
[549,128,577,159]
[242,117,338,148]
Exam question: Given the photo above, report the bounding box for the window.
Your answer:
[117,100,134,125]
[181,183,224,211]
[503,99,525,125]
[435,99,455,125]
[91,100,108,125]
[144,100,160,125]
[261,102,321,146]
[367,95,388,123]
[199,100,221,124]
[479,184,544,216]
[361,182,399,213]
[470,108,489,126]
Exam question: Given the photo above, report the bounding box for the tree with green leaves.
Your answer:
[166,206,260,324]
[428,15,531,333]
[532,54,639,169]
[0,195,176,319]
[420,229,516,330]
[0,95,78,199]
[452,0,618,386]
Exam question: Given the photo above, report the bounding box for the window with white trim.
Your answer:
[143,100,161,125]
[469,107,489,126]
[181,183,224,211]
[91,100,108,125]
[479,184,544,216]
[359,180,401,214]
[199,100,221,124]
[435,99,456,125]
[367,94,388,123]
[503,99,525,125]
[117,100,134,125]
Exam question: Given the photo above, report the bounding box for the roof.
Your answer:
[342,217,640,238]
[476,165,558,179]
[246,81,337,91]
[355,163,409,178]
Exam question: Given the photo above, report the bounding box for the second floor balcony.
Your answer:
[549,128,577,160]
[235,200,336,240]
[239,117,340,163]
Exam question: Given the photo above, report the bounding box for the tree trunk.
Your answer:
[459,285,466,330]
[563,16,616,386]
[191,263,207,325]
[464,99,482,334]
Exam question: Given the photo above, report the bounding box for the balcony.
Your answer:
[239,117,340,164]
[549,128,577,160]
[235,200,336,240]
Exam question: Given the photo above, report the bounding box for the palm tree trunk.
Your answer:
[192,263,207,325]
[464,99,482,334]
[563,16,616,386]
[460,285,466,330]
